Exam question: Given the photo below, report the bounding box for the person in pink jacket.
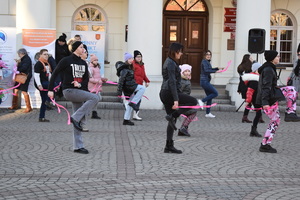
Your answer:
[132,50,150,120]
[88,54,107,119]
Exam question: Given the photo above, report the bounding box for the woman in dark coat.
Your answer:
[8,48,32,113]
[160,42,198,154]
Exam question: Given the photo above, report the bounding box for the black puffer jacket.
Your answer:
[116,62,138,97]
[161,57,181,101]
[256,61,278,106]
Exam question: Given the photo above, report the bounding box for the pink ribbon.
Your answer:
[0,83,21,96]
[245,103,278,115]
[106,81,118,85]
[50,97,71,125]
[12,63,19,80]
[178,103,217,109]
[216,60,232,73]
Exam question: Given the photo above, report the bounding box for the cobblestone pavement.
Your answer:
[0,108,300,200]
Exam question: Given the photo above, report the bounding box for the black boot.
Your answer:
[123,120,134,126]
[250,126,262,137]
[259,143,277,153]
[284,112,300,122]
[164,140,182,154]
[178,126,191,137]
[91,111,101,119]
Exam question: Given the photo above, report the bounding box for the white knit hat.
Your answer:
[179,64,192,76]
[251,62,262,72]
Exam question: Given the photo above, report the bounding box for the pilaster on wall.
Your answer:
[226,0,271,110]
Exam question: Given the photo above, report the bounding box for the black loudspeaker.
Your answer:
[248,28,265,54]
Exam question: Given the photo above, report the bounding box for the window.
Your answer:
[270,11,296,65]
[73,5,106,32]
[166,0,206,12]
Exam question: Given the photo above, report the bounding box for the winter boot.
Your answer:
[250,126,262,137]
[133,111,142,121]
[164,140,182,154]
[91,111,101,119]
[123,120,134,126]
[23,93,32,113]
[8,95,19,110]
[259,143,277,153]
[259,116,265,123]
[242,115,252,123]
[178,126,191,137]
[284,112,300,122]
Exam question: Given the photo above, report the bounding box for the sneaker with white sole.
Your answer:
[205,113,215,118]
[198,99,204,110]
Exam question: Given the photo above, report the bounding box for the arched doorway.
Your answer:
[163,0,209,83]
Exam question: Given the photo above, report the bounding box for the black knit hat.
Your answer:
[264,50,278,62]
[134,50,142,58]
[58,33,67,42]
[71,41,82,52]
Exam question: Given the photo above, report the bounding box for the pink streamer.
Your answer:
[178,103,217,109]
[50,97,71,125]
[12,63,19,80]
[106,81,118,85]
[216,60,232,73]
[0,83,21,96]
[245,103,278,115]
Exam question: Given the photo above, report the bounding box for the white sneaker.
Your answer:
[205,113,215,118]
[198,99,204,110]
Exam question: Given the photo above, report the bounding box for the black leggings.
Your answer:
[160,90,198,140]
[252,104,262,127]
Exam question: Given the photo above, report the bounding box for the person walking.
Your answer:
[160,42,198,154]
[198,50,222,118]
[116,53,146,126]
[177,64,197,137]
[237,54,255,123]
[242,62,263,137]
[88,54,107,119]
[257,50,300,153]
[34,49,53,122]
[132,50,150,121]
[8,48,33,113]
[48,41,100,154]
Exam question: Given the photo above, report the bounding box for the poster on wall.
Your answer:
[22,28,56,108]
[0,27,16,108]
[71,31,106,76]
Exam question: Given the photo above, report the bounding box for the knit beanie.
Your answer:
[134,50,142,58]
[90,54,98,62]
[251,62,262,72]
[58,33,67,42]
[124,52,133,61]
[71,41,82,52]
[264,50,278,62]
[179,64,192,76]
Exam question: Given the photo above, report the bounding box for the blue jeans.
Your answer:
[200,81,218,114]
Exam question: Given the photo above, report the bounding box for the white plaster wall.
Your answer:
[0,0,16,27]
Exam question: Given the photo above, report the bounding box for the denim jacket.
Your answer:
[200,59,218,83]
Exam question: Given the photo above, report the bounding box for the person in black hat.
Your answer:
[55,33,70,64]
[256,50,300,153]
[48,41,100,154]
[132,50,150,121]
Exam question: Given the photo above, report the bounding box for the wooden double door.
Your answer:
[163,15,208,83]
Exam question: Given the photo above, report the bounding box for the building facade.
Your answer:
[1,0,300,109]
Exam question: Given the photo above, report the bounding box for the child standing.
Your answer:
[88,54,107,119]
[116,53,146,125]
[242,62,262,137]
[178,64,197,137]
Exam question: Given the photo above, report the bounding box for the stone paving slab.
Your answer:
[0,108,300,200]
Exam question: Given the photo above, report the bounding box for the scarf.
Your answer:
[38,57,52,73]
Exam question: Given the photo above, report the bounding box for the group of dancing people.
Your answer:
[160,42,300,154]
[4,39,300,155]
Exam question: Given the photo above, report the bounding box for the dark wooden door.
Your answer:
[163,15,208,83]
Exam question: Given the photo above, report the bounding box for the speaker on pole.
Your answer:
[248,28,265,54]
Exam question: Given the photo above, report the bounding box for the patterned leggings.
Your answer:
[262,86,297,145]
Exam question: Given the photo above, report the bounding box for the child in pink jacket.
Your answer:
[88,54,107,119]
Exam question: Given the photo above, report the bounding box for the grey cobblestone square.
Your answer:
[0,108,300,199]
